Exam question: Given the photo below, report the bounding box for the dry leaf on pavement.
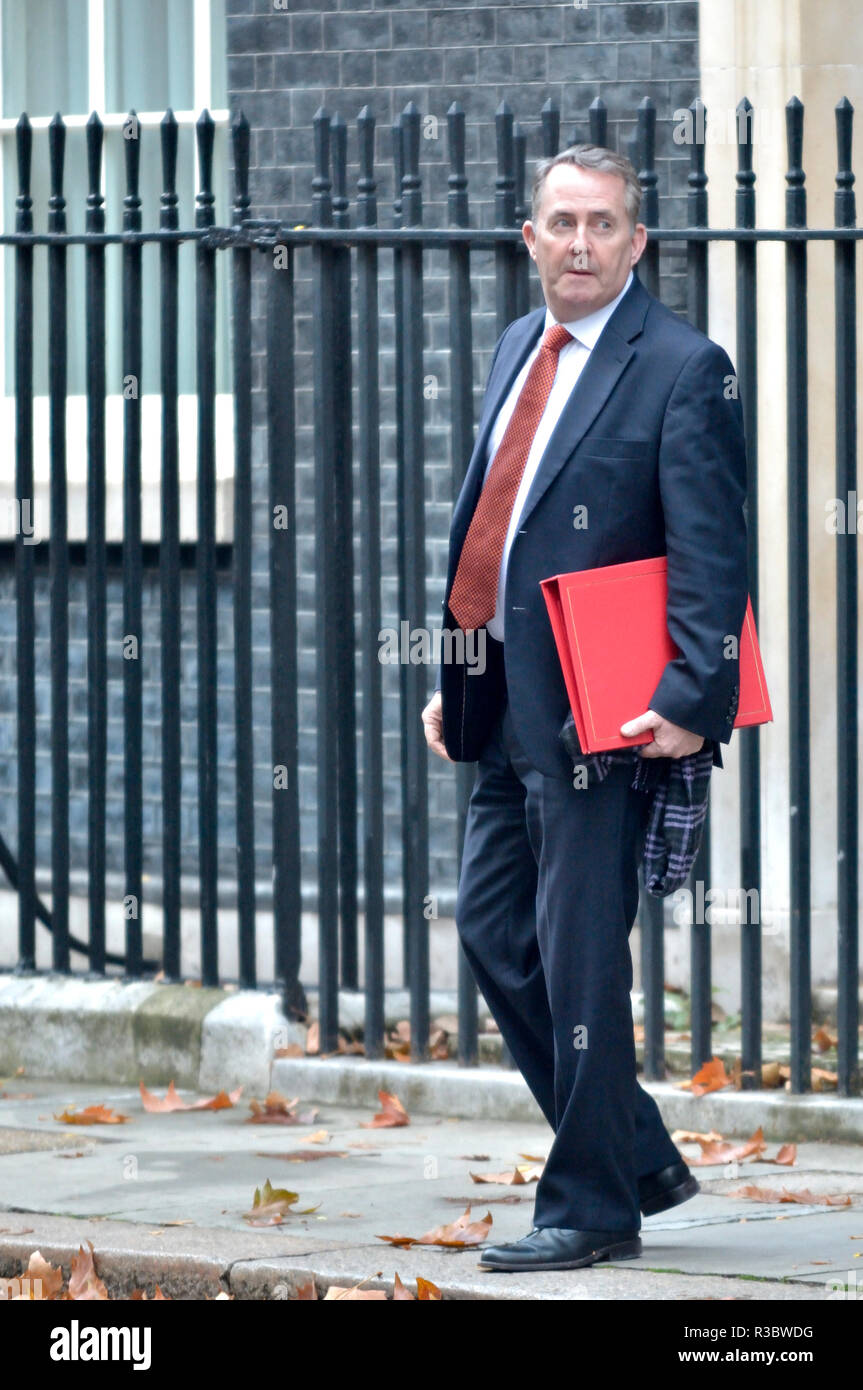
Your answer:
[54,1105,129,1125]
[678,1056,734,1096]
[687,1126,768,1167]
[469,1164,543,1185]
[763,1144,797,1166]
[139,1080,243,1112]
[391,1272,443,1300]
[727,1185,852,1207]
[246,1092,318,1125]
[242,1177,319,1225]
[360,1090,409,1128]
[377,1205,492,1249]
[68,1242,109,1300]
[324,1285,387,1300]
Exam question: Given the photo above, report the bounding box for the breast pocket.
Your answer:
[578,436,652,459]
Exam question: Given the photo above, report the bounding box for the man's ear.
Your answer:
[522,219,536,259]
[630,222,648,266]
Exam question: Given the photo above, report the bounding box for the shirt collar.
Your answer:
[544,268,634,350]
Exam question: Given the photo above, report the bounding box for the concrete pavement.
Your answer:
[1,1078,862,1300]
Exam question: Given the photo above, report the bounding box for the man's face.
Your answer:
[522,163,647,322]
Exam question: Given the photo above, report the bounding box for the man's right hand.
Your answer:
[422,691,453,762]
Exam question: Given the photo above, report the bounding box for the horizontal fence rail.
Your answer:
[0,94,859,1095]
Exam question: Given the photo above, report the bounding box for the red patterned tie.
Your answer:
[448,322,573,632]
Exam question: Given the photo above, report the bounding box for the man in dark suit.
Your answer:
[421,145,749,1272]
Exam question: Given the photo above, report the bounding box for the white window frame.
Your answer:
[0,0,234,543]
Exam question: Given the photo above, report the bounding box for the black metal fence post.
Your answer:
[159,110,182,982]
[636,97,659,297]
[14,114,35,973]
[267,198,304,1022]
[785,96,812,1094]
[47,112,70,974]
[735,96,763,1091]
[685,98,713,1076]
[195,110,219,987]
[833,96,859,1097]
[84,111,107,976]
[231,110,256,989]
[355,105,385,1058]
[122,111,144,978]
[446,102,480,1067]
[397,102,430,1063]
[330,113,359,994]
[311,107,340,1051]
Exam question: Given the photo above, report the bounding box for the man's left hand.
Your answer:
[620,709,705,759]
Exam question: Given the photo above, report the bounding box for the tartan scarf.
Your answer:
[560,713,714,898]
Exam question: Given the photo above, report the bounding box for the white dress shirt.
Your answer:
[484,269,634,641]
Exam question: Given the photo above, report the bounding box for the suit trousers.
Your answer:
[455,682,683,1231]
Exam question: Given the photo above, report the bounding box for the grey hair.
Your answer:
[530,144,642,231]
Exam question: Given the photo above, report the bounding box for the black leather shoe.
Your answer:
[477,1226,641,1272]
[638,1161,700,1217]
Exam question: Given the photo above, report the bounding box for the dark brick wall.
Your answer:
[0,2,701,947]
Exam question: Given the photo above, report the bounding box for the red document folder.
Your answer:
[540,556,773,754]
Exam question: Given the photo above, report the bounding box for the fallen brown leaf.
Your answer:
[813,1026,838,1052]
[678,1057,734,1097]
[727,1185,852,1207]
[139,1080,243,1112]
[242,1177,319,1225]
[246,1092,318,1126]
[377,1205,493,1249]
[324,1285,387,1300]
[68,1242,109,1300]
[28,1251,64,1299]
[257,1150,349,1162]
[417,1206,493,1248]
[764,1144,797,1166]
[54,1105,129,1125]
[416,1276,443,1300]
[469,1164,542,1185]
[0,1250,64,1301]
[360,1090,409,1129]
[811,1068,839,1092]
[760,1062,784,1088]
[688,1126,767,1167]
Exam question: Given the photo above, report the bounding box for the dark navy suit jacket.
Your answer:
[436,274,750,780]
